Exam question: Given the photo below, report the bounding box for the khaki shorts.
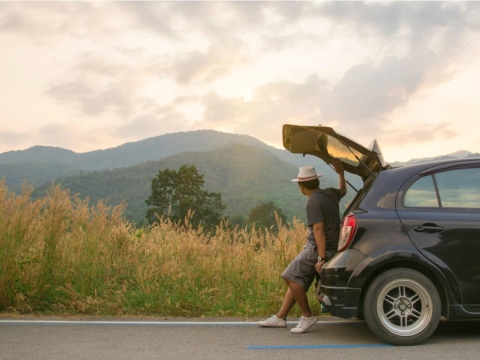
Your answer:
[282,244,335,291]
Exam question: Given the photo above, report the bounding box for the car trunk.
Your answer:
[282,124,387,182]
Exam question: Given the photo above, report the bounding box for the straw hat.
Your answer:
[291,165,323,182]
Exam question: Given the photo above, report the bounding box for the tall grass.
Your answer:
[0,180,320,317]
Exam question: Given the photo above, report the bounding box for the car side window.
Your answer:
[404,175,439,207]
[434,168,480,209]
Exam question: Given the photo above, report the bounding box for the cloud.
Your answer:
[319,49,453,135]
[319,2,480,53]
[110,112,189,141]
[196,74,328,144]
[195,47,457,147]
[0,123,113,153]
[119,2,323,55]
[47,78,136,119]
[117,2,178,39]
[234,75,328,144]
[200,92,249,127]
[261,32,326,52]
[0,2,128,42]
[380,122,457,148]
[125,2,480,57]
[120,2,273,41]
[167,40,247,84]
[119,2,274,40]
[0,130,29,150]
[165,2,283,37]
[36,123,108,151]
[45,53,145,119]
[2,1,479,158]
[4,2,479,56]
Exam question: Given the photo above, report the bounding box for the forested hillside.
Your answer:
[0,162,81,192]
[0,145,78,164]
[31,144,345,225]
[0,130,332,193]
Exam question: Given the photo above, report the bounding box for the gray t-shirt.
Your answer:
[306,188,343,253]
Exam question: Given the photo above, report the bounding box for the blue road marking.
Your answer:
[248,344,394,350]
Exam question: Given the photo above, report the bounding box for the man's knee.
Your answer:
[284,277,304,290]
[284,277,299,288]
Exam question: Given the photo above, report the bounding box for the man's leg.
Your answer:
[260,246,317,330]
[276,287,296,319]
[284,278,312,318]
[285,278,318,334]
[258,284,298,327]
[259,278,317,331]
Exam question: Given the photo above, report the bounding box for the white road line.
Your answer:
[0,320,363,326]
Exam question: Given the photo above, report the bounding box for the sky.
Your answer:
[1,1,480,162]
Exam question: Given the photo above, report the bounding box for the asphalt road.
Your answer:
[1,317,479,360]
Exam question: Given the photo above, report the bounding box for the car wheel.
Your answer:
[363,268,441,346]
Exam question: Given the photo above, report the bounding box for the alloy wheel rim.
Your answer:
[376,278,433,337]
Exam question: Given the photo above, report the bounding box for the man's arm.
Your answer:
[331,158,347,198]
[313,222,326,274]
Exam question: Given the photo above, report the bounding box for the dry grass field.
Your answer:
[0,180,321,317]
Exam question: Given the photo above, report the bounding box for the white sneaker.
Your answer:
[290,315,318,333]
[258,315,287,328]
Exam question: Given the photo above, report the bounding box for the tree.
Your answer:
[228,214,247,230]
[145,165,226,232]
[247,201,287,232]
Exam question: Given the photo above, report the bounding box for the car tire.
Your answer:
[363,268,441,346]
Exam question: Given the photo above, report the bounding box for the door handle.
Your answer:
[413,225,444,233]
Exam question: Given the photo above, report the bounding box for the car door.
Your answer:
[396,164,480,312]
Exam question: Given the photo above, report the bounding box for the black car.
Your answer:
[283,124,480,345]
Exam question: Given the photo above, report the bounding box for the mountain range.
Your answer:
[0,130,330,192]
[30,143,341,224]
[389,150,479,167]
[0,130,320,171]
[1,130,478,225]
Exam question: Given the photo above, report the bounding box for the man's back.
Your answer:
[306,188,342,252]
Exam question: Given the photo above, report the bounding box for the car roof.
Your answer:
[356,157,480,211]
[386,157,480,177]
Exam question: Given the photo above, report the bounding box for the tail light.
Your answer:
[338,213,358,252]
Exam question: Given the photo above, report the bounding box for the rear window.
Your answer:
[326,136,364,167]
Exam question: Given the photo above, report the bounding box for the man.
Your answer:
[258,159,346,333]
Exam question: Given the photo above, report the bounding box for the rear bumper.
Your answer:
[317,248,365,319]
[319,286,361,319]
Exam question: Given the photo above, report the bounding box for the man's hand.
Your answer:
[315,260,325,274]
[330,158,347,197]
[331,158,344,174]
